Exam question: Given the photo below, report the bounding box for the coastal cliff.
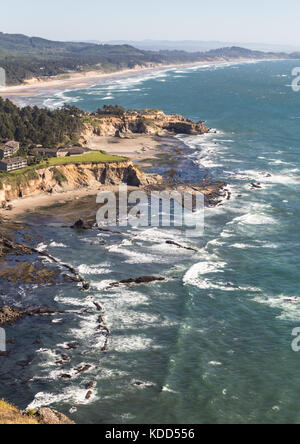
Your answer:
[81,108,209,140]
[0,400,74,424]
[0,160,154,204]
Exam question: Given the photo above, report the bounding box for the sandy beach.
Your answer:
[0,63,187,98]
[2,183,117,221]
[0,58,267,101]
[85,133,164,163]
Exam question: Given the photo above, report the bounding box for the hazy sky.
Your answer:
[0,0,299,45]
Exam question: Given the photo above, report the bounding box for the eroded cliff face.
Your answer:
[81,109,209,140]
[0,161,153,203]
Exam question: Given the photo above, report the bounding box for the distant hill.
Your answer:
[0,32,293,86]
[103,40,300,53]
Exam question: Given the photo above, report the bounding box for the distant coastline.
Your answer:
[0,57,283,102]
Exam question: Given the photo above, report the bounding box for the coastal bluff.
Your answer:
[81,108,209,139]
[0,400,74,424]
[0,160,154,204]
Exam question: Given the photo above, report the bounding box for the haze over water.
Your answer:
[2,59,300,424]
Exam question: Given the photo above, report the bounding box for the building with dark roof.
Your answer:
[57,146,91,157]
[4,141,20,152]
[30,148,59,157]
[0,157,27,172]
[0,141,20,159]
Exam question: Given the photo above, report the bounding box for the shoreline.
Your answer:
[0,57,278,102]
[0,131,224,221]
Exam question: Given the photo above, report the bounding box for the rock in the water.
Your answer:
[250,182,262,189]
[65,342,78,350]
[119,276,165,285]
[85,391,93,400]
[61,374,72,379]
[71,219,93,230]
[93,302,103,312]
[75,364,92,374]
[166,240,197,252]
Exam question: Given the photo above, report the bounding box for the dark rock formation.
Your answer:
[93,302,103,312]
[71,219,94,230]
[0,306,26,326]
[33,408,75,425]
[119,276,165,285]
[85,391,93,400]
[166,240,197,252]
[251,182,262,189]
[75,364,92,374]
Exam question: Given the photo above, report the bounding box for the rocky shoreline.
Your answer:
[0,110,230,423]
[0,400,75,424]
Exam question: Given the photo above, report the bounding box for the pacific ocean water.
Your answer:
[2,60,300,424]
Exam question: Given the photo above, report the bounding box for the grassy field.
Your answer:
[0,400,38,425]
[0,151,126,176]
[45,151,126,166]
[0,151,127,188]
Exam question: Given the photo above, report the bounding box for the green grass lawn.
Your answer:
[0,151,126,177]
[0,151,127,187]
[45,151,126,166]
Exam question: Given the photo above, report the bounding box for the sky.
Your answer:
[0,0,299,46]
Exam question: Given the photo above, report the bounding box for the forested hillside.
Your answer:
[0,98,83,147]
[0,32,290,85]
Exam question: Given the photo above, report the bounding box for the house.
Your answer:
[56,147,70,157]
[0,140,20,159]
[30,148,59,157]
[4,140,20,153]
[0,157,27,172]
[66,147,90,156]
[0,146,14,159]
[57,146,91,157]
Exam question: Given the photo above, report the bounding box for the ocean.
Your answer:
[2,59,300,424]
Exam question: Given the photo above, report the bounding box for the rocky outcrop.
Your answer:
[0,400,75,425]
[110,276,166,288]
[0,305,66,327]
[82,109,209,139]
[0,306,26,326]
[0,160,154,204]
[32,408,75,425]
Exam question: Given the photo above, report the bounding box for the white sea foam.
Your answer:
[176,130,230,169]
[36,242,48,251]
[236,169,300,185]
[183,258,228,290]
[111,335,159,352]
[162,385,178,394]
[27,386,98,410]
[78,264,111,275]
[253,294,300,321]
[91,280,114,291]
[231,243,256,249]
[54,293,93,307]
[230,213,277,226]
[107,244,158,264]
[49,242,67,248]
